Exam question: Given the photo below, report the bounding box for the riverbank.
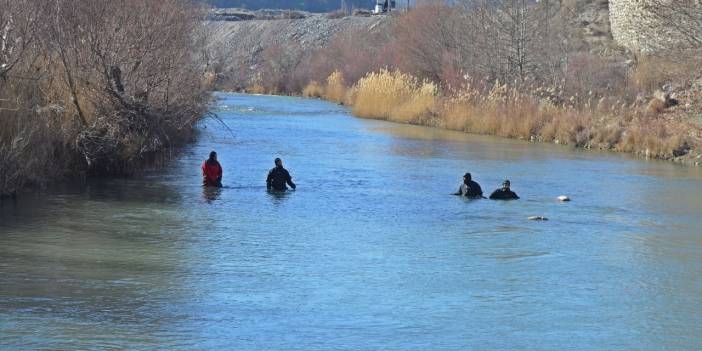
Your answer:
[209,0,701,166]
[295,69,702,166]
[0,1,211,197]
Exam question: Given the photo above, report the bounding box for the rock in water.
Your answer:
[528,216,548,221]
[558,195,571,202]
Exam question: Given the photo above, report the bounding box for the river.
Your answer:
[2,93,702,350]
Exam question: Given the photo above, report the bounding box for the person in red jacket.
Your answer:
[202,151,223,187]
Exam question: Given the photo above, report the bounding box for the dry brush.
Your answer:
[0,0,212,196]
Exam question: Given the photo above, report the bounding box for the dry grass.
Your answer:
[329,69,695,161]
[439,82,577,142]
[632,56,698,93]
[302,81,324,98]
[351,70,438,123]
[647,97,667,114]
[324,71,347,104]
[302,71,349,103]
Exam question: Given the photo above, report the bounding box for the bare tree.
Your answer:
[0,0,41,79]
[639,0,702,56]
[2,0,210,195]
[457,0,564,82]
[393,2,462,82]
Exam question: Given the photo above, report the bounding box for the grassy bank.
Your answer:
[0,0,213,197]
[299,69,697,163]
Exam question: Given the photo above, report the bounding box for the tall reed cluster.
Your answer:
[302,70,349,104]
[350,70,438,124]
[308,69,694,161]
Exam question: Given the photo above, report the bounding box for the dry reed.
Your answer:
[324,70,347,104]
[302,81,324,98]
[335,69,694,161]
[351,70,438,124]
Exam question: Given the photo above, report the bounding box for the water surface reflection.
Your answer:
[2,93,702,350]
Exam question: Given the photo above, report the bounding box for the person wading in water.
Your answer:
[267,158,296,192]
[202,151,223,187]
[454,172,483,198]
[489,180,520,200]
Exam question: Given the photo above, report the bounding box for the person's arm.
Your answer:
[266,170,273,190]
[201,162,207,177]
[476,184,483,197]
[454,186,463,196]
[285,170,296,190]
[216,163,222,182]
[489,190,498,200]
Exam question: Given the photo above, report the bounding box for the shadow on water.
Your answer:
[0,176,198,347]
[202,186,222,203]
[266,189,293,205]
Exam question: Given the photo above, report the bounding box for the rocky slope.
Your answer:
[204,13,387,89]
[203,1,622,88]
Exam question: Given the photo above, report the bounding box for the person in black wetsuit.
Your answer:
[267,158,296,192]
[489,180,520,200]
[454,172,483,198]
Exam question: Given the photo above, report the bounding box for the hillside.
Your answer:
[204,13,387,90]
[204,0,619,89]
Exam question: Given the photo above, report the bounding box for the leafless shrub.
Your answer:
[391,2,462,83]
[291,24,393,92]
[256,42,303,94]
[1,0,210,196]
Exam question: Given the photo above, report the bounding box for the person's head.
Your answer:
[209,151,217,161]
[463,172,472,184]
[274,158,282,168]
[502,180,511,190]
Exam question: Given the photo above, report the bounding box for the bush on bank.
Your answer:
[0,0,212,196]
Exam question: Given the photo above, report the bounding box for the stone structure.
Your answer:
[609,0,702,53]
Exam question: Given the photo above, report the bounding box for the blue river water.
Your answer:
[2,93,702,350]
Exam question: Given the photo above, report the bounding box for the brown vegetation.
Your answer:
[0,0,211,196]
[204,1,699,165]
[274,1,700,165]
[323,69,692,160]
